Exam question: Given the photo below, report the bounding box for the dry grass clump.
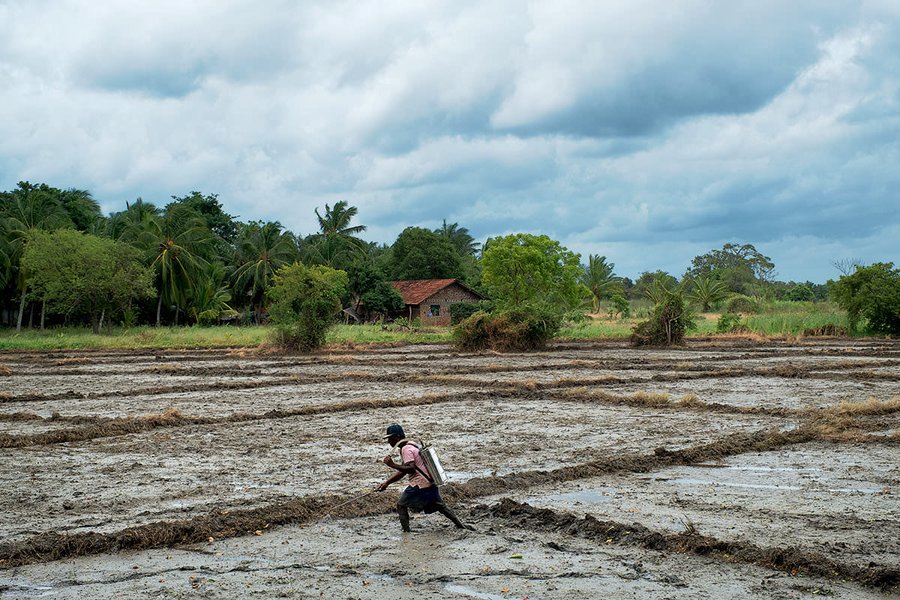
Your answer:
[0,365,12,376]
[829,396,900,416]
[802,324,848,337]
[676,393,703,408]
[629,391,671,406]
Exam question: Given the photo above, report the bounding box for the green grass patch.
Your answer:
[743,309,849,335]
[0,326,270,351]
[0,302,855,351]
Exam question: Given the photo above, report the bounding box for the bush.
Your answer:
[786,284,816,302]
[631,287,696,346]
[609,294,630,319]
[725,294,760,314]
[452,304,562,351]
[829,262,900,334]
[267,264,348,351]
[716,312,744,333]
[450,300,496,325]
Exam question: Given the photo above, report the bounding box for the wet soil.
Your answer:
[1,339,898,598]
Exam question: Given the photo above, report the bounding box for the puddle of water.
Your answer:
[725,466,819,473]
[446,469,497,482]
[670,478,881,494]
[444,583,510,600]
[671,478,803,491]
[0,579,55,598]
[539,487,616,505]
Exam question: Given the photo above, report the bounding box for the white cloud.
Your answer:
[0,1,898,282]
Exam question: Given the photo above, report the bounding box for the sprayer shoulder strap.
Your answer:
[409,442,434,484]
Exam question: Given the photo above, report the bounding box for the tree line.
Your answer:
[0,182,482,331]
[2,181,896,335]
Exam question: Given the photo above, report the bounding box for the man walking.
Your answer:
[375,423,473,532]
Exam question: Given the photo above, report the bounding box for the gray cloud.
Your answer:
[1,1,898,282]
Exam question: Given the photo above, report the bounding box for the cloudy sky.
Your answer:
[1,1,898,282]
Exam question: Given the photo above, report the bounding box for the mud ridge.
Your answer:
[478,498,898,592]
[0,391,525,448]
[0,425,823,567]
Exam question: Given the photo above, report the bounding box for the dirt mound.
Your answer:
[480,498,899,592]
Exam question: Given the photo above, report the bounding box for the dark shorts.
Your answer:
[397,485,443,514]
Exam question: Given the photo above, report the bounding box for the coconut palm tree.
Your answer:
[688,274,729,312]
[232,221,299,319]
[580,254,623,312]
[436,219,480,256]
[306,201,367,269]
[119,204,213,325]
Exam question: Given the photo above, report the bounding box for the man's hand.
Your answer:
[375,482,388,492]
[382,455,396,467]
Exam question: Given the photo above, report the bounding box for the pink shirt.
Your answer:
[400,442,432,488]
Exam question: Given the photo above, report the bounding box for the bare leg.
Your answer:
[435,504,473,530]
[397,504,411,532]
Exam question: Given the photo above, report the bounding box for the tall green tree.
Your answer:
[435,220,479,256]
[169,191,239,245]
[305,200,367,269]
[829,262,900,334]
[633,271,678,302]
[232,221,299,318]
[118,203,214,325]
[0,182,74,329]
[22,230,154,333]
[386,227,464,281]
[686,243,775,295]
[580,255,622,312]
[481,233,583,310]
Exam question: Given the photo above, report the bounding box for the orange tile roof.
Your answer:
[390,279,481,305]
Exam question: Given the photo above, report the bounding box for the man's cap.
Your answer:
[384,423,405,438]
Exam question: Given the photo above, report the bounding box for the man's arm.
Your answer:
[376,470,405,491]
[376,453,418,491]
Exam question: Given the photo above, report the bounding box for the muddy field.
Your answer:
[1,338,898,599]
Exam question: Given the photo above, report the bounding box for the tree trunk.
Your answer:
[156,295,163,327]
[16,291,26,331]
[40,301,46,330]
[174,306,179,326]
[28,302,34,329]
[91,313,100,334]
[99,308,105,331]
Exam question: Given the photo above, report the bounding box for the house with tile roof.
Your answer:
[390,279,484,326]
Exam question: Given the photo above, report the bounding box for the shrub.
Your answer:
[786,284,816,302]
[716,312,744,333]
[452,304,562,351]
[267,264,348,351]
[829,262,900,334]
[631,287,696,346]
[609,294,630,319]
[450,300,496,325]
[725,294,760,314]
